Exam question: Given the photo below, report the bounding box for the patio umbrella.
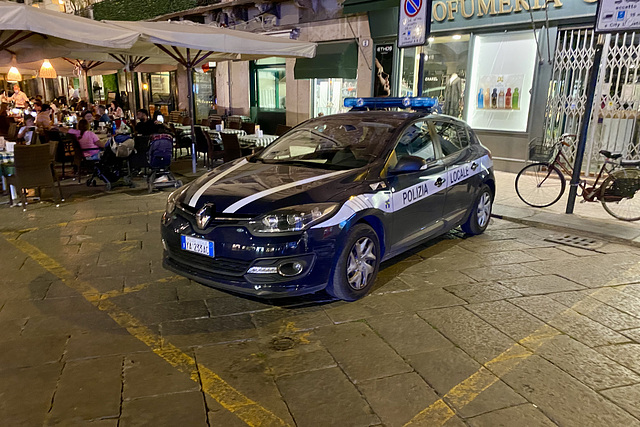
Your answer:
[103,20,317,173]
[0,1,141,100]
[0,2,139,63]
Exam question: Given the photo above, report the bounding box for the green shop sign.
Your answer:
[366,0,599,38]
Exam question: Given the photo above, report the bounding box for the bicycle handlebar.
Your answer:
[559,133,576,147]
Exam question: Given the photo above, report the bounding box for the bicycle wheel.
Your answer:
[515,163,566,208]
[600,168,640,221]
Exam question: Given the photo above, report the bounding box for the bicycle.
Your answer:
[515,133,640,221]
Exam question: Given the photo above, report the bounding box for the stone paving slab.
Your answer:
[3,185,640,426]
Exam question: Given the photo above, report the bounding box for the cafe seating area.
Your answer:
[0,107,288,210]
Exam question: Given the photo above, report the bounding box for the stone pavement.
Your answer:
[1,176,640,426]
[493,170,640,246]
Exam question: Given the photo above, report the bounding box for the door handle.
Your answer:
[434,177,446,187]
[471,162,478,171]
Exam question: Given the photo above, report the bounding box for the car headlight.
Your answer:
[165,186,185,215]
[249,203,338,233]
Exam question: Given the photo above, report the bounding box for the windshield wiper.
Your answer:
[309,129,342,146]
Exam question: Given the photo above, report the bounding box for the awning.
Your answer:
[342,0,398,15]
[294,41,358,79]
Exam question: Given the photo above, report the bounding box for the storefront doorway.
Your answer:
[312,78,357,117]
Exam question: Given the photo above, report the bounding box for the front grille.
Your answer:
[169,248,250,277]
[176,203,253,227]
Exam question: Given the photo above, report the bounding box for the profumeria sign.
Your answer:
[428,0,598,31]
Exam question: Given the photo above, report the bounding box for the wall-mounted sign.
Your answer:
[596,0,640,33]
[398,0,431,48]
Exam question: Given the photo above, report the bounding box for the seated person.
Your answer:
[17,115,36,144]
[135,108,158,136]
[109,101,124,119]
[0,104,10,135]
[97,105,110,123]
[36,104,53,131]
[64,119,105,161]
[80,109,98,130]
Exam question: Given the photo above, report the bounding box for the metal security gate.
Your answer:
[544,29,640,174]
[543,28,596,167]
[586,32,640,173]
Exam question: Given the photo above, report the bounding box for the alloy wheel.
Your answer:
[346,237,377,290]
[477,191,492,228]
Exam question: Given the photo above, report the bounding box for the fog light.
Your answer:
[278,261,304,277]
[247,266,278,274]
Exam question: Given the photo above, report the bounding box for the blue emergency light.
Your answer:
[344,97,438,110]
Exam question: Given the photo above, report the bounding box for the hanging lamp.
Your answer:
[6,55,22,82]
[39,59,57,79]
[7,66,21,82]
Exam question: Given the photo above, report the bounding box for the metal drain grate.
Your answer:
[271,336,296,351]
[544,234,603,250]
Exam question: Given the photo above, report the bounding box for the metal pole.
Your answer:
[416,46,425,97]
[566,39,604,214]
[186,49,197,174]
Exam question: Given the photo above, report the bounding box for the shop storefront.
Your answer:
[295,40,359,117]
[250,57,287,134]
[346,0,600,171]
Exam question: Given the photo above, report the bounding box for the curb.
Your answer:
[491,205,640,249]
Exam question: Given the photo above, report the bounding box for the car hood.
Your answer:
[179,159,362,215]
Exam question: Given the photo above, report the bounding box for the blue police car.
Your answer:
[161,98,495,301]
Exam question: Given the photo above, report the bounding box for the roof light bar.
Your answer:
[344,97,438,110]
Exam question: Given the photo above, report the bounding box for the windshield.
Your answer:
[255,117,397,170]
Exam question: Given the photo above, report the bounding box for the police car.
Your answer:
[161,97,495,301]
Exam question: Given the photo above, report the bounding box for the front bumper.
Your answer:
[161,210,341,297]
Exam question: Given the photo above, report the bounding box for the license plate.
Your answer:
[181,235,215,258]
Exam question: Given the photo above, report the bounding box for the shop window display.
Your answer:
[466,31,538,132]
[313,78,357,117]
[400,35,469,118]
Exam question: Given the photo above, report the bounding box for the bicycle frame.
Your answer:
[547,136,617,202]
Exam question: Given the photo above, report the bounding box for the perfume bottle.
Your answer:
[478,89,484,109]
[484,88,490,105]
[512,88,520,110]
[498,89,505,109]
[491,89,498,109]
[505,88,512,109]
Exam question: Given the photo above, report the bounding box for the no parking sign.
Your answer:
[398,0,431,48]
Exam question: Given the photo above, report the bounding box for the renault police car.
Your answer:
[161,97,495,301]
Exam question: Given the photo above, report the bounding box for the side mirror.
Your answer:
[389,155,426,174]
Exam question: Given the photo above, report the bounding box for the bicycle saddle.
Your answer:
[621,159,640,167]
[599,150,623,159]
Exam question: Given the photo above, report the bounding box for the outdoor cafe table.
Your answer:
[237,134,278,148]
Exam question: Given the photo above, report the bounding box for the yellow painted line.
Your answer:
[92,275,183,301]
[404,269,638,426]
[3,234,289,427]
[14,209,165,234]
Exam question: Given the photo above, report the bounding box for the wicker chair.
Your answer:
[6,143,64,210]
[241,122,256,135]
[206,131,225,167]
[194,126,210,167]
[221,133,243,163]
[228,120,242,130]
[275,124,292,136]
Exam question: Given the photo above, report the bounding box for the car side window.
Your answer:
[435,121,469,157]
[393,121,436,163]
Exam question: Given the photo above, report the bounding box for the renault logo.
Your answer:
[195,204,214,229]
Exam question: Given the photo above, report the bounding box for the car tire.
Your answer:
[461,184,493,235]
[326,223,380,301]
